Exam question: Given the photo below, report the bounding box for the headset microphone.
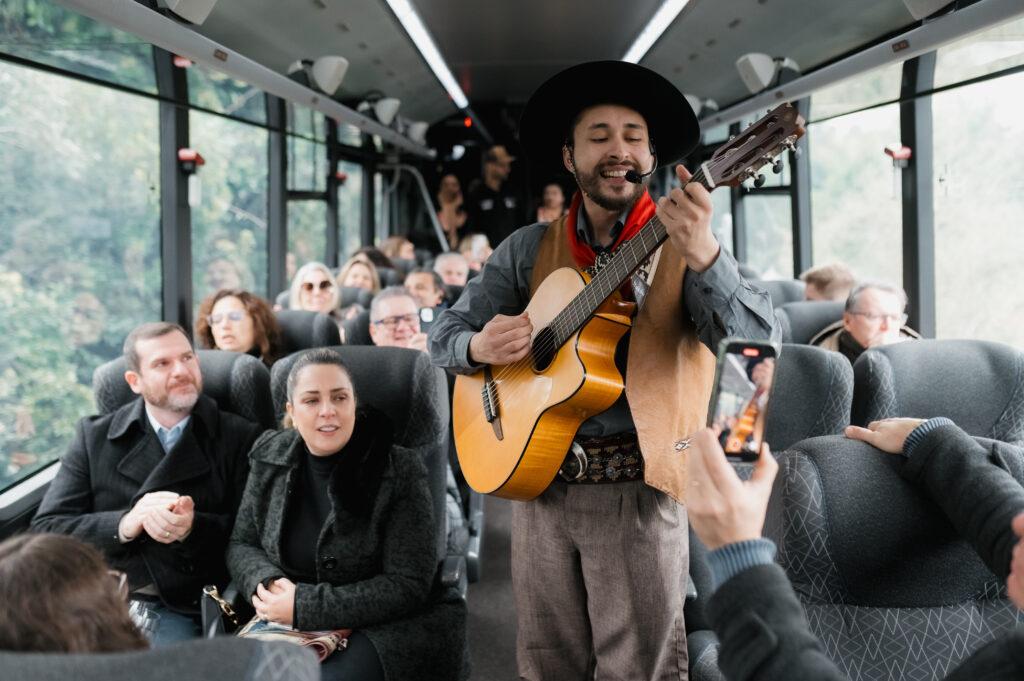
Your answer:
[624,152,658,184]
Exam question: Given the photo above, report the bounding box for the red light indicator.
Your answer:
[463,117,472,128]
[741,347,760,357]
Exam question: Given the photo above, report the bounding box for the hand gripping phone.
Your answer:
[706,338,779,462]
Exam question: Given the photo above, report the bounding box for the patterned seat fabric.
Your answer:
[749,278,806,308]
[852,339,1024,444]
[775,300,845,344]
[764,435,1023,681]
[274,310,341,355]
[765,344,853,452]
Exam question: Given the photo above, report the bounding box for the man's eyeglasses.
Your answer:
[302,280,334,292]
[109,569,128,600]
[207,310,245,326]
[372,314,419,330]
[850,310,908,325]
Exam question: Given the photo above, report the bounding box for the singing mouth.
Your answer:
[600,169,628,178]
[317,425,340,433]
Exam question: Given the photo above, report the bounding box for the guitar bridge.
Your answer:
[481,366,503,440]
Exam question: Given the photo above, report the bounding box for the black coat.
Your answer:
[227,420,467,681]
[708,424,1024,680]
[31,395,262,613]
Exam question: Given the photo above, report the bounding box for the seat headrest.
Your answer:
[852,339,1024,443]
[749,279,805,308]
[270,346,448,449]
[340,309,373,346]
[274,290,290,309]
[390,257,416,277]
[766,434,1002,607]
[445,284,464,305]
[765,344,852,451]
[92,350,274,429]
[777,300,844,344]
[274,310,342,355]
[339,286,374,309]
[376,266,403,287]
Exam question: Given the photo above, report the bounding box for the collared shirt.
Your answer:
[574,204,629,254]
[145,407,191,454]
[428,216,780,436]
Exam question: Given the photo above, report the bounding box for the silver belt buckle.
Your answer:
[559,441,588,482]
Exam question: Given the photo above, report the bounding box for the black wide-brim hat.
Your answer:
[518,60,700,175]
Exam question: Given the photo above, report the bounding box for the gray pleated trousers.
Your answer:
[511,480,689,681]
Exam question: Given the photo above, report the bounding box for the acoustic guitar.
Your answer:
[453,103,806,500]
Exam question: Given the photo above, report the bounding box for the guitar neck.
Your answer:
[549,171,714,347]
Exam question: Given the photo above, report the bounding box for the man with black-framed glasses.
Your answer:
[811,281,921,363]
[368,286,428,352]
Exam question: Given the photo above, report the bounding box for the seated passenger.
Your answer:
[380,235,416,263]
[195,288,282,366]
[799,262,855,302]
[338,256,382,295]
[810,282,920,363]
[404,268,447,311]
[685,418,1024,681]
[433,251,470,287]
[31,322,262,645]
[353,246,393,271]
[368,287,428,353]
[226,349,464,681]
[290,262,341,319]
[0,533,148,652]
[457,233,492,272]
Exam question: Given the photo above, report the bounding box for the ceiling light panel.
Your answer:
[384,0,468,109]
[622,0,693,63]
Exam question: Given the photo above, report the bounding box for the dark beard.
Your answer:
[575,165,644,212]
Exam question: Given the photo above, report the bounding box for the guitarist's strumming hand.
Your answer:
[469,312,533,365]
[656,165,720,273]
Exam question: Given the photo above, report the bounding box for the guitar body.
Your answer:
[453,267,633,500]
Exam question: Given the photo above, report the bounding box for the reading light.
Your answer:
[622,0,693,63]
[384,0,469,109]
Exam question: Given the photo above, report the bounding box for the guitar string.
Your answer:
[481,169,713,410]
[488,168,711,389]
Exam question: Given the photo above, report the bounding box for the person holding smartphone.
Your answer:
[685,419,1024,680]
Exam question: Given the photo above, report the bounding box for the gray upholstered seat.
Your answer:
[851,339,1024,443]
[339,285,373,309]
[776,300,844,344]
[764,434,1024,680]
[274,309,341,355]
[376,266,403,287]
[274,290,290,309]
[270,346,460,586]
[0,637,318,681]
[685,526,725,681]
[340,309,373,346]
[445,284,464,306]
[765,344,853,452]
[749,279,806,308]
[93,350,275,430]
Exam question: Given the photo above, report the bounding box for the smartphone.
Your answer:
[419,306,435,332]
[706,338,779,462]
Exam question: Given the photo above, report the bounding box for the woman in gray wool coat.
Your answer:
[227,348,466,680]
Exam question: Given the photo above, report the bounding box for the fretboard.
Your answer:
[548,170,713,347]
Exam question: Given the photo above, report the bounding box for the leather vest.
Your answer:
[529,215,716,504]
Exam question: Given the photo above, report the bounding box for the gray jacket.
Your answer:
[227,427,466,680]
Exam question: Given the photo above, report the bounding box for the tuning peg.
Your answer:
[753,174,767,188]
[772,159,784,174]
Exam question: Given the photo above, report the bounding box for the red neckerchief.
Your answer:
[564,190,657,270]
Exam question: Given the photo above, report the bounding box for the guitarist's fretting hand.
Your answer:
[656,165,720,274]
[469,312,534,365]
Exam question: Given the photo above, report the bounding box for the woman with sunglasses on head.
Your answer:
[195,289,283,366]
[0,533,148,653]
[227,349,466,681]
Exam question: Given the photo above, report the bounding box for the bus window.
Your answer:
[0,61,160,491]
[742,195,793,279]
[288,200,328,275]
[337,161,364,260]
[709,184,734,256]
[934,16,1024,88]
[186,61,266,125]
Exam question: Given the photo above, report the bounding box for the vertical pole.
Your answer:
[325,119,340,267]
[790,98,813,278]
[729,124,748,263]
[267,95,288,298]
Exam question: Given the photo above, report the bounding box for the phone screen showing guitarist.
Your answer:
[707,339,778,463]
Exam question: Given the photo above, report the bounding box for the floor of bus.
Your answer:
[467,496,517,680]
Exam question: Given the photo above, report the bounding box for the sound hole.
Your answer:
[532,327,556,372]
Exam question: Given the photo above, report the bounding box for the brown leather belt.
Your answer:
[558,431,643,484]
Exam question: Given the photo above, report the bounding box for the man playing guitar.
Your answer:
[429,61,780,679]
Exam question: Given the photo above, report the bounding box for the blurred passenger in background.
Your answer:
[404,268,446,311]
[465,145,522,247]
[458,233,492,272]
[195,289,282,366]
[811,282,920,363]
[0,533,148,653]
[380,236,416,263]
[289,262,341,318]
[536,182,567,223]
[337,256,381,295]
[353,246,393,271]
[437,174,467,249]
[433,252,470,287]
[800,262,856,302]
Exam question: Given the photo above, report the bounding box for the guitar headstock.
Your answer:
[702,103,806,188]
